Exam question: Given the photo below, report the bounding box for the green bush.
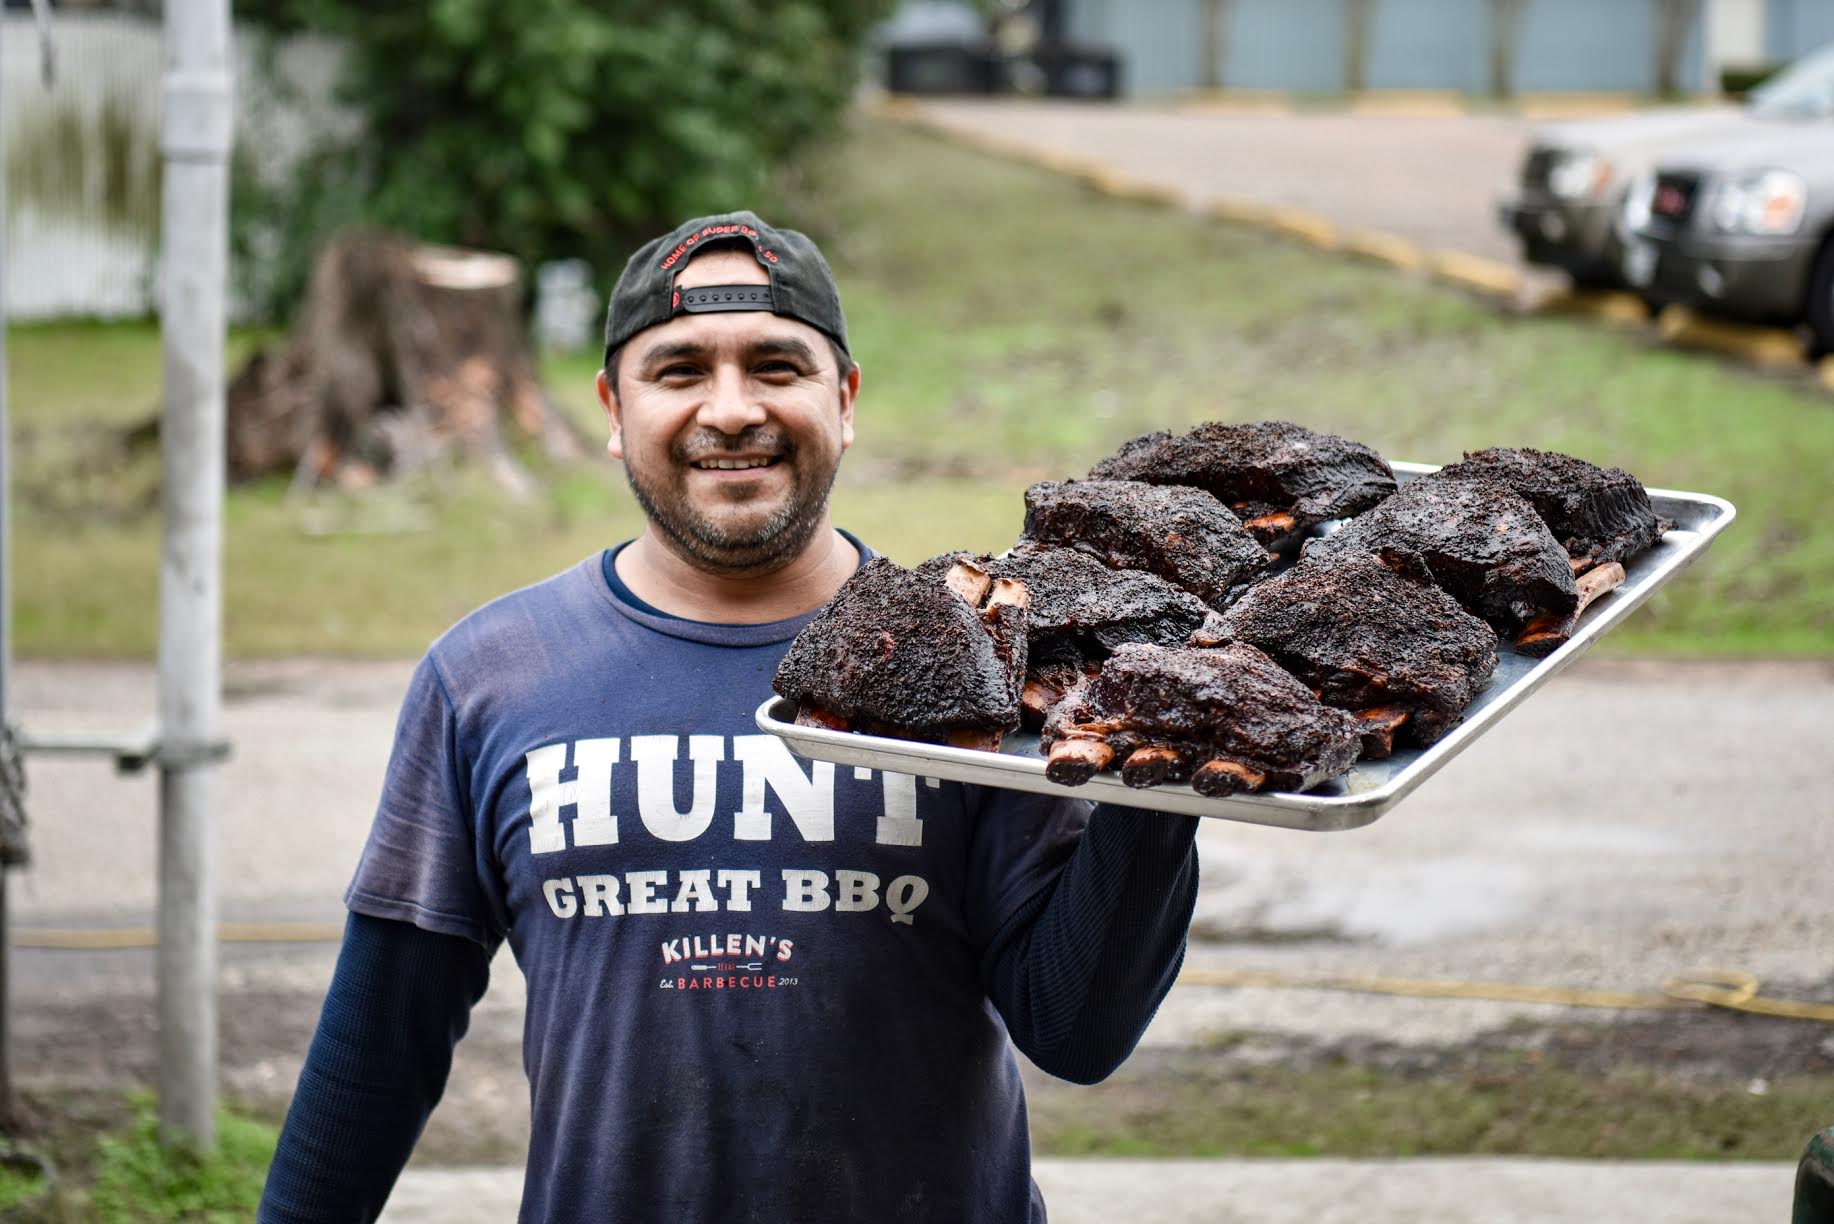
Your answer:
[0,1156,49,1213]
[232,0,894,320]
[1720,63,1783,97]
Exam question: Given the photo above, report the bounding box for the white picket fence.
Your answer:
[2,11,347,320]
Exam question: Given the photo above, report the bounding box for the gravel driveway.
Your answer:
[11,655,1834,1043]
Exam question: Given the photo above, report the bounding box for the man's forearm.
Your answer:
[259,913,491,1223]
[986,805,1199,1084]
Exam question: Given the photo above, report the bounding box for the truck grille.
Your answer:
[1650,172,1700,226]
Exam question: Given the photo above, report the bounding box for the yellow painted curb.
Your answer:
[1078,167,1186,208]
[1431,250,1524,299]
[1265,208,1340,249]
[1026,147,1108,180]
[1341,229,1428,273]
[1347,90,1468,118]
[1656,305,1806,367]
[1206,195,1275,226]
[1536,289,1651,326]
[956,128,1029,160]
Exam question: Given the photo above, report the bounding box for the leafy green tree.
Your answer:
[234,0,893,318]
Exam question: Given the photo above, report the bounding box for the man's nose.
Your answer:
[696,366,768,435]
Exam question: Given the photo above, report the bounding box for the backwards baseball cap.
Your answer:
[602,210,849,364]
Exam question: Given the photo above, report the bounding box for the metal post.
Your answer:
[1199,0,1229,92]
[157,0,233,1150]
[0,5,13,1138]
[1343,0,1371,94]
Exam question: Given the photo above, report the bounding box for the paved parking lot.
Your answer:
[910,99,1536,264]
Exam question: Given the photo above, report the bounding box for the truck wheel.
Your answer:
[1804,236,1834,356]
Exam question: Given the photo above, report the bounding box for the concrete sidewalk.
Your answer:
[380,1158,1794,1222]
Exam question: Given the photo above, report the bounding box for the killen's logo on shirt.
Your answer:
[658,930,798,992]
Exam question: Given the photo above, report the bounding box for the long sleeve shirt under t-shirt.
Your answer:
[259,539,1201,1224]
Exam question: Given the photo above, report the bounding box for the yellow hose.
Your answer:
[12,922,343,949]
[18,927,1834,1023]
[1177,966,1834,1023]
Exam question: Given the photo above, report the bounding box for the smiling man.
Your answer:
[258,212,1202,1224]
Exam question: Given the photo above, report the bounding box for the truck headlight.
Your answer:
[1710,170,1806,235]
[1549,151,1612,201]
[1621,172,1655,232]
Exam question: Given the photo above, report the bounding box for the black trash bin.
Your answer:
[885,40,1005,95]
[1034,42,1123,99]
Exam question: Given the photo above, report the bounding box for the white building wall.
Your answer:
[1705,0,1768,84]
[3,12,348,320]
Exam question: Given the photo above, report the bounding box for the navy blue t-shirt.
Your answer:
[346,548,1095,1222]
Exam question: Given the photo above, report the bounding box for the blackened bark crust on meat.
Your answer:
[1312,475,1578,636]
[773,557,1024,739]
[1432,447,1668,567]
[1218,549,1499,748]
[923,546,1213,666]
[1042,643,1361,793]
[1021,479,1270,608]
[1089,420,1397,546]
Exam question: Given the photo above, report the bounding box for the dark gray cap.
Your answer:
[602,210,849,364]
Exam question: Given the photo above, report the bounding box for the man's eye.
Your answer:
[658,365,701,380]
[756,361,801,377]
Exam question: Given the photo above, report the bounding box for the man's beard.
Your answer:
[623,425,842,576]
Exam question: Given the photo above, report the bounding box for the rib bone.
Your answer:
[986,576,1031,609]
[1515,561,1626,657]
[944,560,992,608]
[1046,738,1114,786]
[1021,680,1061,727]
[1353,706,1411,759]
[1191,758,1266,797]
[794,703,850,732]
[1242,510,1297,540]
[1121,746,1183,788]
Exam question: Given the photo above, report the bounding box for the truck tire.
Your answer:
[1803,235,1834,356]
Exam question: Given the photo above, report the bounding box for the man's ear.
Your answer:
[596,369,624,460]
[838,362,860,452]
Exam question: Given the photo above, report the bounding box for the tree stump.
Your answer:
[225,230,587,494]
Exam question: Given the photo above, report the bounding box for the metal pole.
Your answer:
[0,4,15,1138]
[157,0,233,1150]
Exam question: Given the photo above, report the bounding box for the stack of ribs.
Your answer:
[1203,547,1499,758]
[1089,419,1397,548]
[772,556,1030,751]
[1431,446,1669,574]
[1020,478,1271,608]
[922,546,1214,727]
[1310,474,1607,657]
[772,423,1674,801]
[1040,643,1362,795]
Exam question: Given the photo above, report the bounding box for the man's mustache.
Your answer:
[674,428,793,463]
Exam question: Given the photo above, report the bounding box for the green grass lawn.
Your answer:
[9,116,1831,657]
[1028,1059,1832,1160]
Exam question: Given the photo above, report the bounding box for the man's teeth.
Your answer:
[696,458,775,470]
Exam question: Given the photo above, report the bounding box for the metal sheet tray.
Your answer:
[756,464,1735,832]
